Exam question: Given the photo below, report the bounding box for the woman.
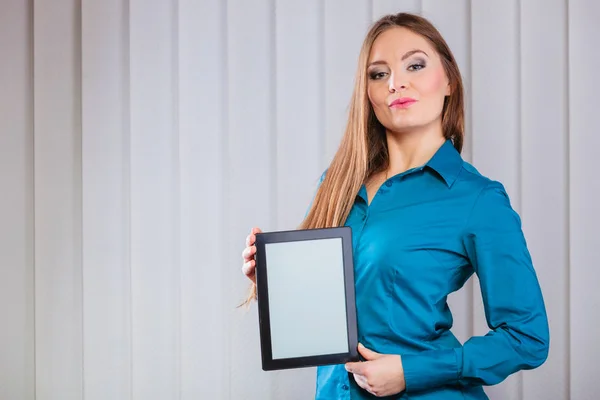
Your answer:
[241,12,549,399]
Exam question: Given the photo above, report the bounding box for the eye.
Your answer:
[407,63,425,71]
[407,58,427,71]
[369,71,388,80]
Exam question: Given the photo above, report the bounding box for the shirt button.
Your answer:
[385,181,392,187]
[341,384,349,390]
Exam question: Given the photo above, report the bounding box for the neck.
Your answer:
[384,123,446,175]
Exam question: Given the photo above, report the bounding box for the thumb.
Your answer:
[358,343,382,361]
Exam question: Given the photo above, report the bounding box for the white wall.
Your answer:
[0,0,598,399]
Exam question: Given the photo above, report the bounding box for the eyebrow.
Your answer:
[368,49,429,67]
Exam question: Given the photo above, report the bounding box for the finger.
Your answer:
[246,228,262,246]
[354,373,367,385]
[353,373,367,388]
[242,260,256,277]
[345,361,365,375]
[242,245,256,261]
[358,343,381,361]
[352,374,375,394]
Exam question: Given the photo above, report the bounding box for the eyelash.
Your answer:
[368,62,426,80]
[408,62,425,71]
[369,71,388,80]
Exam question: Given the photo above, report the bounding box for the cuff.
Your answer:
[402,348,461,393]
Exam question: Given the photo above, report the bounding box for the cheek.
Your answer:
[367,85,378,106]
[418,68,448,96]
[367,84,388,113]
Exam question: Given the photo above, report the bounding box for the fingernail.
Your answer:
[358,343,364,348]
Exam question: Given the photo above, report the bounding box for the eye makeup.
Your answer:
[368,69,389,80]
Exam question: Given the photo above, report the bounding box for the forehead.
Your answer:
[369,27,436,61]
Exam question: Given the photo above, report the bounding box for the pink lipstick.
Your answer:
[389,97,417,109]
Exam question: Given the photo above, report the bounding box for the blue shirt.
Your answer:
[314,140,549,399]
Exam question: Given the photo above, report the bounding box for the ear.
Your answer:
[445,80,452,96]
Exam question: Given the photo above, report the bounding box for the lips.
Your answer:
[389,98,417,108]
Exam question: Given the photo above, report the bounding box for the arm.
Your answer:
[401,181,550,392]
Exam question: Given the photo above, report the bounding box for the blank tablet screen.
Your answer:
[264,238,349,360]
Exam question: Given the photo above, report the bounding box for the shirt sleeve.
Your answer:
[401,180,550,392]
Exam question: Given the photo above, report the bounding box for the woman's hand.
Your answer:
[345,343,406,397]
[241,227,262,284]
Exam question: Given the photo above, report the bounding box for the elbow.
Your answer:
[517,307,550,370]
[518,327,550,370]
[527,335,549,369]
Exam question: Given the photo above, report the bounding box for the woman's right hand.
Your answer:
[242,227,262,284]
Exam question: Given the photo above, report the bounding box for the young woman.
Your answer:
[241,13,549,399]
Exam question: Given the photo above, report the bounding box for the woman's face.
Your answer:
[367,27,450,134]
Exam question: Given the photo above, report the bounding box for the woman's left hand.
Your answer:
[345,343,406,397]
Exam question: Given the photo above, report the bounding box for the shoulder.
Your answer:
[455,161,511,202]
[457,162,520,232]
[456,161,498,191]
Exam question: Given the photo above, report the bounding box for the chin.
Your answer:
[382,120,421,134]
[380,113,441,135]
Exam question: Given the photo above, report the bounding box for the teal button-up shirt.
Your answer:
[314,140,549,399]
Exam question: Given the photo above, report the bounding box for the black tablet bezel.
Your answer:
[254,226,359,371]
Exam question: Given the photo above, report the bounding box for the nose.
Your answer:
[388,72,408,93]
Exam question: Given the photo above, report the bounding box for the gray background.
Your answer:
[0,0,598,399]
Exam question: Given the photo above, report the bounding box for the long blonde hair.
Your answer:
[242,12,465,305]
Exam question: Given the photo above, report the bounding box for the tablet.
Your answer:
[254,226,359,371]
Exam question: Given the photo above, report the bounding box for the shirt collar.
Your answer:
[357,139,463,203]
[424,139,464,188]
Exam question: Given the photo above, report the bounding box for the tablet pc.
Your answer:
[254,226,359,371]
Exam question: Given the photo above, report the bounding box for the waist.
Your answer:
[359,325,462,356]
